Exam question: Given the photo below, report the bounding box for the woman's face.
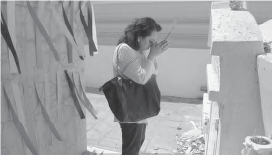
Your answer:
[138,30,158,52]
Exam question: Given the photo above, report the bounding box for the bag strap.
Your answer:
[116,44,139,77]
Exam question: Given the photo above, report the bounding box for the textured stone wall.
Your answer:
[206,1,265,155]
[257,19,272,138]
[1,1,91,155]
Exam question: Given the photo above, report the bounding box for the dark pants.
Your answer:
[119,123,147,155]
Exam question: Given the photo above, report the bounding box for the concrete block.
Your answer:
[207,3,265,155]
[205,101,219,155]
[257,54,272,138]
[211,56,220,82]
[202,93,211,134]
[211,9,262,56]
[206,64,219,101]
[259,19,272,43]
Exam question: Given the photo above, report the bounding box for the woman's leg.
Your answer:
[120,123,147,155]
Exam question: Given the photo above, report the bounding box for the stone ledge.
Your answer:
[205,101,220,155]
[202,93,211,134]
[206,64,220,102]
[257,53,272,138]
[211,9,262,43]
[258,53,272,63]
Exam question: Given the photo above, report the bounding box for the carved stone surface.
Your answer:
[206,2,265,155]
[1,2,88,155]
[257,19,272,138]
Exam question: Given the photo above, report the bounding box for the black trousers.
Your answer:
[119,123,147,155]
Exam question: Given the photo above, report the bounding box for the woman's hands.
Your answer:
[148,40,169,61]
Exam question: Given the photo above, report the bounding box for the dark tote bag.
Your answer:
[99,45,161,122]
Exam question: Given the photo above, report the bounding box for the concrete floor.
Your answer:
[85,92,202,155]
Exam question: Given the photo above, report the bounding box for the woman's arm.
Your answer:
[154,58,158,75]
[118,44,155,85]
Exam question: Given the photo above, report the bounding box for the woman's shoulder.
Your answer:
[117,43,134,51]
[116,43,137,57]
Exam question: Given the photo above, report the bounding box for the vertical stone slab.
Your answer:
[257,54,272,138]
[207,1,247,47]
[209,3,265,155]
[258,19,272,139]
[1,1,89,155]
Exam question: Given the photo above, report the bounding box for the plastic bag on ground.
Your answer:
[241,136,272,155]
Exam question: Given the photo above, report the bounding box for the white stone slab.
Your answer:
[206,64,220,101]
[257,54,272,138]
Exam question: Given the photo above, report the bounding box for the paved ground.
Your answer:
[85,91,202,155]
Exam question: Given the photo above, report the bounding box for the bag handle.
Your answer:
[98,44,138,91]
[116,44,139,77]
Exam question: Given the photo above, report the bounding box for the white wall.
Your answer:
[84,45,211,98]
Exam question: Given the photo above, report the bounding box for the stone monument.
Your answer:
[1,1,97,155]
[203,1,265,155]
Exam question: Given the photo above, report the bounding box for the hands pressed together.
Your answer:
[148,40,169,61]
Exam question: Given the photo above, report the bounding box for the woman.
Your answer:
[113,17,169,155]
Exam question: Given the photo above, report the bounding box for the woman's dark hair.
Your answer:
[117,17,162,51]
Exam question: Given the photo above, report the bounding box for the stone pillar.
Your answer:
[257,54,272,138]
[257,19,272,138]
[205,1,265,155]
[1,1,92,155]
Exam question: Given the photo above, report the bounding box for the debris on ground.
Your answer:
[82,150,104,155]
[83,146,118,155]
[174,121,205,155]
[241,136,272,155]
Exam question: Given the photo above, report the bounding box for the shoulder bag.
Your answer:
[99,45,161,122]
